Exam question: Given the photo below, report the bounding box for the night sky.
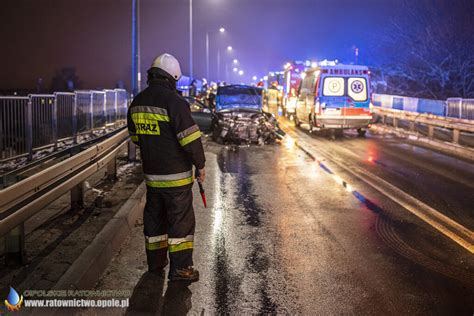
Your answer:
[2,0,407,90]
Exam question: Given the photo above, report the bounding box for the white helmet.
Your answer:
[150,53,182,80]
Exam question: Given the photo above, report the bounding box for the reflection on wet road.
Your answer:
[84,134,474,315]
[191,139,474,314]
[208,147,287,313]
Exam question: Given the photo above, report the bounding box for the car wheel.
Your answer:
[357,128,366,137]
[294,111,301,127]
[308,114,315,132]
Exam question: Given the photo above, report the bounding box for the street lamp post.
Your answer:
[217,46,232,81]
[130,0,140,161]
[206,27,225,80]
[217,49,221,81]
[189,0,193,78]
[222,46,233,82]
[131,0,140,96]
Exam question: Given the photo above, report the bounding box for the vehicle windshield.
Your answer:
[216,85,263,112]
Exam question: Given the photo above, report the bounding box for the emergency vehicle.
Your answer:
[282,61,305,118]
[294,64,372,136]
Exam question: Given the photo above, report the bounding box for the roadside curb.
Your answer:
[52,181,146,292]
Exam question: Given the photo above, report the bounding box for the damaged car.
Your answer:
[185,96,213,132]
[211,85,283,144]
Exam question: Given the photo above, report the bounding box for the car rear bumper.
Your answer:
[315,115,372,129]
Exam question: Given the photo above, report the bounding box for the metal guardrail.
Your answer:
[0,89,129,162]
[0,129,130,263]
[0,127,128,189]
[446,98,474,120]
[372,107,474,145]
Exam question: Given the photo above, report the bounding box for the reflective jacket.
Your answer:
[127,78,205,191]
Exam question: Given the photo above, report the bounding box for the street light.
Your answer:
[131,0,140,96]
[189,0,193,78]
[238,70,244,75]
[252,76,257,81]
[233,59,238,64]
[206,26,225,80]
[233,67,238,72]
[222,45,235,82]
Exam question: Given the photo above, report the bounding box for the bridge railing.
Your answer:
[0,96,31,161]
[0,89,129,162]
[0,129,130,264]
[371,94,473,159]
[372,93,474,121]
[56,92,76,140]
[446,98,474,120]
[371,93,447,116]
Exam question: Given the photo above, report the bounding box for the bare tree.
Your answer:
[372,0,474,99]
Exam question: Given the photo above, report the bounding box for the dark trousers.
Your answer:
[143,189,195,274]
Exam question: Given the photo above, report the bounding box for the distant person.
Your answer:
[127,53,206,282]
[189,79,197,97]
[36,77,44,93]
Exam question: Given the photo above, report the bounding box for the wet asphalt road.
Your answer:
[281,118,474,231]
[82,129,474,315]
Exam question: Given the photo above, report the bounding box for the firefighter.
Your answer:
[127,53,205,282]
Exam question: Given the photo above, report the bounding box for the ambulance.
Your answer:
[294,64,372,136]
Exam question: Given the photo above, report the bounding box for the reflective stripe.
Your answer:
[177,124,200,140]
[146,177,194,188]
[146,234,168,243]
[130,135,138,142]
[178,130,201,146]
[168,235,194,245]
[144,170,193,181]
[131,112,168,136]
[131,112,170,122]
[169,241,193,253]
[130,106,168,116]
[146,241,168,251]
[145,234,168,251]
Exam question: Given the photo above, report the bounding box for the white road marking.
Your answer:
[281,121,474,254]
